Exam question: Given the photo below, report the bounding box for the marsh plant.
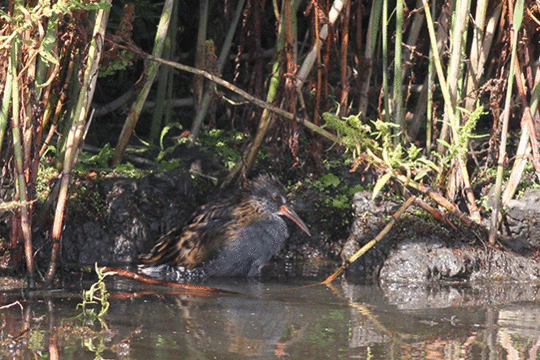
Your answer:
[77,264,116,323]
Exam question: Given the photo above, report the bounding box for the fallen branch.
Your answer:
[322,195,416,284]
[414,197,457,230]
[146,55,338,143]
[392,170,475,227]
[101,267,240,295]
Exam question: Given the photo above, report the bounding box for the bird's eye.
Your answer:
[272,193,280,201]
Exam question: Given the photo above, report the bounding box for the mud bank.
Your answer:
[46,170,540,284]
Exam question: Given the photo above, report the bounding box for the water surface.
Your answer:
[1,267,540,359]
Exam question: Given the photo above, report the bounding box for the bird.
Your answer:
[140,174,311,277]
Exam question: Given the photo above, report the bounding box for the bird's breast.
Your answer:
[229,216,288,246]
[206,218,289,277]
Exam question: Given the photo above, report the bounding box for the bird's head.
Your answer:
[248,175,311,236]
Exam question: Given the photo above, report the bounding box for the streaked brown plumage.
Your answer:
[140,174,310,277]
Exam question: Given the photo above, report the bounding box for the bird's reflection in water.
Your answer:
[156,279,310,358]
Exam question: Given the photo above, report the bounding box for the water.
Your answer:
[1,267,540,359]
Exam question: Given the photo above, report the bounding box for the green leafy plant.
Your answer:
[78,264,116,322]
[435,106,487,171]
[73,144,146,177]
[155,122,186,167]
[314,173,341,190]
[322,109,376,160]
[322,105,486,200]
[84,143,115,169]
[200,129,245,170]
[312,173,364,211]
[99,50,135,77]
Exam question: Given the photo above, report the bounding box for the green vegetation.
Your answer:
[322,104,490,200]
[312,173,363,211]
[78,264,116,323]
[200,129,245,170]
[75,144,146,178]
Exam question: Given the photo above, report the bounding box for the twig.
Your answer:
[146,55,338,142]
[414,197,457,230]
[102,267,240,295]
[0,301,23,311]
[322,195,416,284]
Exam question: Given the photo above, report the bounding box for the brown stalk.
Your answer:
[193,0,209,107]
[284,0,299,164]
[501,48,540,205]
[9,215,23,267]
[284,0,296,102]
[34,50,76,231]
[9,41,35,287]
[322,4,331,112]
[488,0,524,243]
[514,54,540,183]
[39,38,76,158]
[311,0,323,169]
[46,3,110,284]
[49,335,58,360]
[339,0,351,116]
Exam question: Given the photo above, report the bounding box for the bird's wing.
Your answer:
[140,201,237,268]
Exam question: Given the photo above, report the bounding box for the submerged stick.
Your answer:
[322,196,416,285]
[101,267,240,295]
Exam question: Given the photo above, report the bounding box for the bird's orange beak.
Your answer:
[279,205,311,236]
